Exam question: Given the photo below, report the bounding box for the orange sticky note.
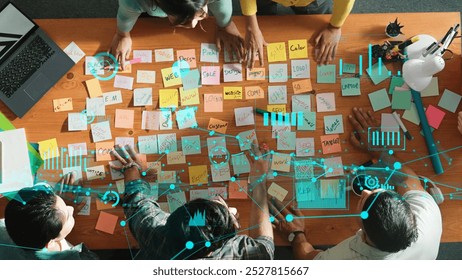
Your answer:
[228,180,248,199]
[267,104,286,114]
[85,78,103,98]
[177,49,197,68]
[159,89,179,109]
[53,97,73,112]
[245,86,264,99]
[320,134,342,154]
[288,39,308,59]
[223,86,243,100]
[208,118,228,134]
[95,211,118,234]
[267,42,287,63]
[167,151,186,165]
[95,198,115,210]
[204,94,223,112]
[189,165,209,185]
[246,68,266,81]
[115,109,134,129]
[95,141,114,161]
[292,79,312,94]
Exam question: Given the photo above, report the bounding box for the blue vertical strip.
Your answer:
[378,57,382,75]
[339,59,343,75]
[80,148,82,168]
[51,149,54,170]
[381,131,384,146]
[271,113,276,126]
[388,71,392,77]
[387,131,390,145]
[263,113,269,126]
[372,131,375,146]
[66,153,69,168]
[297,112,303,126]
[397,70,401,76]
[84,157,87,172]
[368,44,372,74]
[285,113,290,126]
[392,131,395,145]
[359,55,363,76]
[397,131,401,146]
[61,147,64,170]
[278,113,283,125]
[291,112,297,126]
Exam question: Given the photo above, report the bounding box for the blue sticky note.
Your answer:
[182,69,201,91]
[341,78,361,96]
[231,153,250,175]
[366,63,389,85]
[324,115,344,134]
[175,107,197,129]
[388,76,405,95]
[317,64,336,84]
[391,90,412,110]
[294,159,314,180]
[237,129,257,151]
[438,89,462,113]
[368,88,391,111]
[181,135,201,155]
[343,63,356,74]
[298,111,316,131]
[277,131,296,150]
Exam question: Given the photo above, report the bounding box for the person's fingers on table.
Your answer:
[349,114,365,135]
[350,131,363,148]
[268,200,285,221]
[125,144,138,160]
[258,40,267,67]
[117,145,132,162]
[353,107,369,130]
[367,110,379,126]
[270,198,290,217]
[110,145,128,165]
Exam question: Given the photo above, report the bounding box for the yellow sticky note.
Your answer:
[167,151,186,165]
[208,118,228,134]
[159,89,179,109]
[271,153,291,172]
[53,97,73,112]
[268,182,289,202]
[245,86,264,99]
[223,86,243,100]
[119,63,132,73]
[189,165,209,185]
[85,78,103,98]
[179,87,200,106]
[267,42,287,63]
[38,138,60,160]
[161,67,182,87]
[288,39,308,59]
[292,79,313,94]
[267,104,286,114]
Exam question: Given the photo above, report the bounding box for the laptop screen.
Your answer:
[0,3,37,63]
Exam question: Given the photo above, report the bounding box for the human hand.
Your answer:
[268,198,305,237]
[348,107,379,152]
[249,141,270,187]
[314,25,341,65]
[109,31,132,70]
[110,145,150,181]
[458,111,462,135]
[55,172,86,210]
[244,25,267,69]
[216,21,245,63]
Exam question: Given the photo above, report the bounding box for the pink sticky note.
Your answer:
[204,94,223,112]
[201,66,220,85]
[115,109,134,129]
[425,105,446,129]
[95,211,118,234]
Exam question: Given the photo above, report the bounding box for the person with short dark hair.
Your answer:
[110,143,274,259]
[0,173,97,260]
[270,107,442,259]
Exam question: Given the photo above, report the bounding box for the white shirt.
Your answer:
[314,190,442,260]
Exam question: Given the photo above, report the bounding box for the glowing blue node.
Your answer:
[272,171,278,177]
[165,149,170,154]
[269,216,275,223]
[185,241,194,250]
[385,167,390,171]
[209,131,215,136]
[393,162,402,170]
[235,135,240,140]
[311,178,317,183]
[388,150,394,155]
[270,150,275,155]
[254,156,259,160]
[205,241,211,248]
[169,184,175,190]
[142,171,147,176]
[120,221,126,227]
[285,214,294,223]
[230,177,236,182]
[327,167,333,173]
[85,191,90,196]
[360,211,369,219]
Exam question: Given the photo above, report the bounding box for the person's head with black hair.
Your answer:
[5,184,75,251]
[161,197,239,259]
[359,190,418,253]
[155,0,209,28]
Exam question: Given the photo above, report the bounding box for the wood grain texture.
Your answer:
[0,13,460,250]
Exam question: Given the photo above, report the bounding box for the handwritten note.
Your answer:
[277,131,296,150]
[95,211,118,235]
[63,41,85,63]
[245,86,264,99]
[296,137,314,157]
[134,88,153,106]
[181,135,201,155]
[161,67,182,88]
[182,69,201,91]
[167,192,186,213]
[223,86,243,100]
[115,137,135,149]
[38,138,59,160]
[138,135,158,154]
[237,129,257,151]
[208,187,228,199]
[426,105,446,129]
[320,134,341,155]
[247,68,266,81]
[267,42,287,62]
[368,88,391,111]
[159,171,177,184]
[292,79,312,94]
[269,63,288,83]
[91,121,112,142]
[223,63,243,82]
[167,151,186,165]
[200,43,219,63]
[190,189,209,200]
[154,48,174,62]
[178,88,199,107]
[268,182,289,202]
[234,107,255,126]
[159,109,173,130]
[159,89,179,109]
[267,104,286,114]
[316,92,336,112]
[291,59,310,79]
[176,107,197,129]
[204,93,223,112]
[211,163,231,182]
[142,111,160,130]
[208,118,228,134]
[201,65,220,85]
[68,113,87,131]
[115,109,134,129]
[86,165,106,180]
[53,97,73,112]
[103,90,122,105]
[294,159,314,180]
[272,125,291,138]
[268,85,287,104]
[317,64,336,83]
[324,156,344,178]
[189,165,209,185]
[114,75,134,90]
[68,142,87,156]
[207,137,226,156]
[177,49,197,68]
[343,63,356,74]
[228,180,248,199]
[324,114,344,134]
[341,78,361,96]
[85,56,103,76]
[86,97,105,116]
[232,153,250,174]
[271,153,291,172]
[288,39,308,59]
[136,70,156,84]
[297,111,316,131]
[292,95,311,112]
[157,133,177,153]
[133,50,152,63]
[95,141,114,161]
[85,78,103,98]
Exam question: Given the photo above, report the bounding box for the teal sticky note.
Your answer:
[341,78,361,96]
[368,88,391,111]
[181,135,201,155]
[294,159,314,180]
[324,115,344,134]
[366,63,389,85]
[402,102,420,125]
[231,153,250,175]
[438,89,462,113]
[317,64,336,84]
[388,76,405,95]
[298,111,316,131]
[343,63,356,74]
[237,129,257,151]
[391,90,412,110]
[182,69,201,91]
[277,131,296,150]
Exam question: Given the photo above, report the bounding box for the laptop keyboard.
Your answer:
[0,36,55,98]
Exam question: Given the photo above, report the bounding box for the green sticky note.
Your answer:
[366,63,389,85]
[341,78,361,96]
[368,88,391,111]
[391,90,412,110]
[388,76,405,95]
[438,89,462,113]
[317,64,336,84]
[343,63,356,74]
[298,111,316,131]
[420,77,439,97]
[403,102,420,125]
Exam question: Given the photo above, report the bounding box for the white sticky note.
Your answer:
[316,92,336,112]
[268,85,287,104]
[86,165,106,180]
[86,97,105,116]
[234,107,255,126]
[381,113,400,132]
[133,50,152,63]
[159,110,173,130]
[91,121,112,142]
[68,112,87,131]
[296,137,315,157]
[211,163,231,182]
[68,142,87,156]
[291,59,310,79]
[85,56,103,76]
[200,43,219,63]
[138,135,158,154]
[223,63,243,82]
[268,182,288,202]
[142,111,160,130]
[324,156,345,178]
[134,88,153,106]
[269,63,288,83]
[292,95,311,112]
[114,75,134,90]
[103,90,123,105]
[154,48,174,62]
[63,41,85,63]
[137,70,156,84]
[115,137,135,149]
[62,166,83,181]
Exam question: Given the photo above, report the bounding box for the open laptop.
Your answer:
[0,2,74,118]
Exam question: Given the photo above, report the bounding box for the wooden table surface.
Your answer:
[0,12,461,251]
